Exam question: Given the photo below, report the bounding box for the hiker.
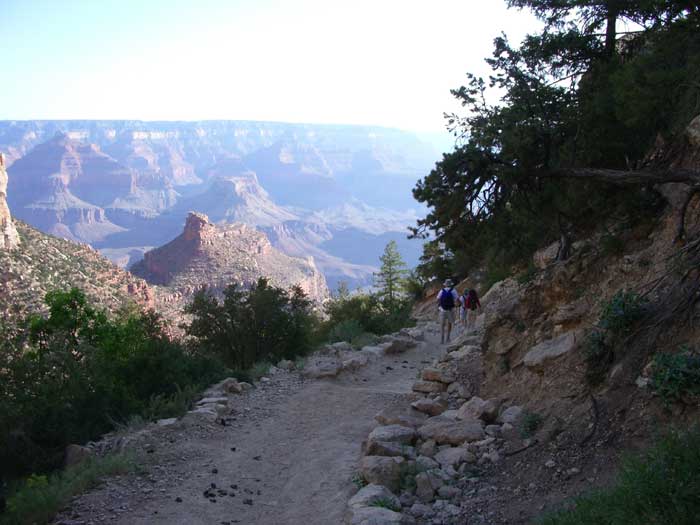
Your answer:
[458,289,469,326]
[437,279,459,344]
[464,288,482,332]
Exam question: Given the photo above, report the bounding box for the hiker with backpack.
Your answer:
[463,288,482,333]
[437,279,459,344]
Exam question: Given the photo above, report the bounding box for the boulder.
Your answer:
[418,416,485,445]
[418,440,437,458]
[369,425,417,445]
[445,345,480,361]
[375,407,427,428]
[383,337,418,355]
[434,447,475,468]
[366,441,416,459]
[156,417,178,427]
[456,397,500,423]
[221,378,243,394]
[360,456,405,493]
[183,406,219,423]
[498,406,523,426]
[411,398,447,417]
[343,353,371,371]
[323,341,354,354]
[348,484,401,511]
[400,327,425,341]
[196,396,228,406]
[415,455,440,472]
[349,506,411,525]
[446,382,471,398]
[65,444,92,468]
[533,241,560,269]
[492,336,518,355]
[302,359,343,379]
[421,367,456,384]
[412,381,446,394]
[523,331,582,370]
[277,359,295,371]
[415,471,446,503]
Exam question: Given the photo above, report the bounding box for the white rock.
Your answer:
[348,484,401,510]
[369,425,417,445]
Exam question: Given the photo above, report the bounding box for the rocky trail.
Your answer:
[54,325,446,525]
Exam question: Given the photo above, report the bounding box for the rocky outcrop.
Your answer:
[131,212,329,305]
[0,153,19,250]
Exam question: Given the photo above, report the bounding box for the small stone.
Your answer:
[545,460,556,469]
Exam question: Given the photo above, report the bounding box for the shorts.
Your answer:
[439,309,455,324]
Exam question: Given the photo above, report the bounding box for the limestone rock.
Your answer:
[360,456,405,493]
[415,470,446,503]
[412,380,446,394]
[498,406,523,426]
[383,337,417,355]
[456,397,500,423]
[434,447,475,468]
[375,407,427,428]
[415,455,440,472]
[366,441,416,458]
[348,484,401,511]
[369,425,417,445]
[411,398,447,417]
[349,506,411,525]
[421,367,456,384]
[221,377,243,394]
[533,242,560,269]
[418,416,485,445]
[64,444,92,468]
[523,330,582,370]
[302,358,343,379]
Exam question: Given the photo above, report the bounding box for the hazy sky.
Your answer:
[2,0,539,132]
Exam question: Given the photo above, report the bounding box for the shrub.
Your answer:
[540,427,700,525]
[0,289,225,481]
[1,453,135,525]
[520,411,544,438]
[185,278,317,370]
[328,319,364,343]
[650,350,700,405]
[584,290,645,385]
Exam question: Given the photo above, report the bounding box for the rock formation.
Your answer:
[0,153,20,250]
[131,212,329,306]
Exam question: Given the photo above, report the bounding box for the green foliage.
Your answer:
[650,349,700,405]
[374,241,408,307]
[351,472,368,490]
[404,270,427,301]
[328,319,365,344]
[411,2,699,281]
[520,411,544,438]
[540,427,700,525]
[584,291,645,384]
[1,453,135,525]
[185,278,317,371]
[370,497,400,511]
[0,289,224,481]
[323,292,414,342]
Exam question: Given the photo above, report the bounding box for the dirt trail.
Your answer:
[59,326,444,525]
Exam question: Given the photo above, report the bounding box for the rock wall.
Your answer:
[0,153,20,250]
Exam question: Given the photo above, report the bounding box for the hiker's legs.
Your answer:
[439,311,446,343]
[446,320,452,342]
[445,310,455,342]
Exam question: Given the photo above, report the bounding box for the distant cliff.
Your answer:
[0,153,19,250]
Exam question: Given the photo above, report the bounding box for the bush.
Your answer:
[540,427,700,525]
[1,453,135,525]
[0,289,225,481]
[323,292,414,342]
[650,349,700,405]
[584,290,645,385]
[185,278,318,371]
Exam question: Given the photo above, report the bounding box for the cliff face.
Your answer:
[131,212,329,306]
[0,153,20,250]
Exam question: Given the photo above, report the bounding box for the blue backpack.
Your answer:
[439,288,455,310]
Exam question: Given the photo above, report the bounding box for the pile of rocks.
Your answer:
[348,335,527,524]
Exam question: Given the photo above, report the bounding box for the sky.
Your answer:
[1,0,540,134]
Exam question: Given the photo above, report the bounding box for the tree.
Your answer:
[374,241,408,307]
[413,3,699,276]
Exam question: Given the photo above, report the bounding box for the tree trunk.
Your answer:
[546,167,700,186]
[604,1,619,57]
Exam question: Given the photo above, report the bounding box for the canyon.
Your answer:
[1,120,436,289]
